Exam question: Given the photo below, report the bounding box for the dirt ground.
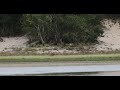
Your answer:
[0,36,28,52]
[1,61,120,67]
[95,19,120,51]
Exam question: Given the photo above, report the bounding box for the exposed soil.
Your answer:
[1,61,120,67]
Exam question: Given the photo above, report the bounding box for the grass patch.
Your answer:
[12,48,22,51]
[24,48,37,52]
[0,54,120,62]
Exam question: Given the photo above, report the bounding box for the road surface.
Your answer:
[1,64,120,75]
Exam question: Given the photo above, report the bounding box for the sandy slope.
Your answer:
[0,36,78,54]
[0,36,28,52]
[95,19,120,51]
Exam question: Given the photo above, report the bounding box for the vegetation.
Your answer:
[21,14,103,45]
[0,14,120,62]
[0,54,120,62]
[0,14,22,36]
[0,14,120,45]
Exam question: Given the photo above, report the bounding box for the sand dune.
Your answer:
[95,19,120,51]
[0,36,28,52]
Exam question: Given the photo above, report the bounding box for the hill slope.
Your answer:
[95,19,120,51]
[0,36,28,52]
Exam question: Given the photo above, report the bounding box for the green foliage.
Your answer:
[22,14,103,45]
[2,14,120,45]
[0,14,22,36]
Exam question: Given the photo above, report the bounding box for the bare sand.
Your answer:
[0,36,29,52]
[95,19,120,51]
[1,61,120,67]
[0,36,78,54]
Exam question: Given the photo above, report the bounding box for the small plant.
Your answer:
[53,47,58,50]
[69,43,75,47]
[42,47,50,52]
[44,44,50,47]
[24,48,37,52]
[65,46,74,50]
[15,48,22,51]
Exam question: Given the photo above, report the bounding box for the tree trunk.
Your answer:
[1,24,5,36]
[0,37,3,42]
[37,25,45,45]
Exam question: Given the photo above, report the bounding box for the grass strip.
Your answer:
[0,54,120,62]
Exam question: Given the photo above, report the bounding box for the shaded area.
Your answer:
[34,71,120,76]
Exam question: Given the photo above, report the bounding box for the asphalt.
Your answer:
[1,64,120,76]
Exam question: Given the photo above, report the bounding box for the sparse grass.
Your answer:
[13,48,22,51]
[0,54,120,62]
[65,46,74,50]
[24,48,37,52]
[52,47,58,50]
[42,47,51,51]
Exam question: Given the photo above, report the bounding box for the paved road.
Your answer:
[1,65,120,75]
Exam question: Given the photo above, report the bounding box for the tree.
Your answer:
[21,14,104,45]
[0,14,22,37]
